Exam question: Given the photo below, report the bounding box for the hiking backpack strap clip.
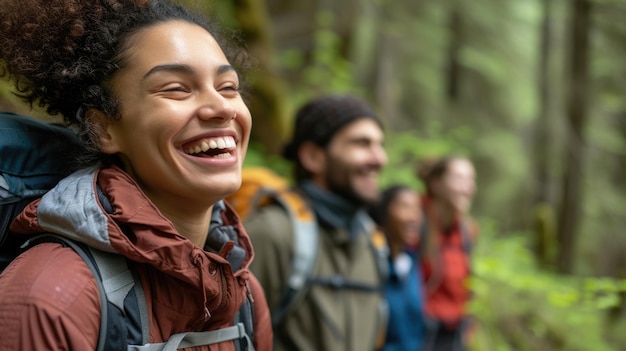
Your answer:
[126,323,254,351]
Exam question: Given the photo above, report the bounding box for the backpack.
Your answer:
[225,166,389,342]
[0,111,255,351]
[0,112,82,268]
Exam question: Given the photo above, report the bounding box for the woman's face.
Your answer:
[386,189,422,247]
[437,158,476,214]
[102,20,251,212]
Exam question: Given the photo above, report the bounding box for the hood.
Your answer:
[10,166,255,281]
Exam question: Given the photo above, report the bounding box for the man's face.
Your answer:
[322,119,387,206]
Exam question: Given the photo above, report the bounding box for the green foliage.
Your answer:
[377,107,480,190]
[469,223,626,351]
[242,141,291,178]
[277,10,364,105]
[379,130,457,191]
[243,124,626,351]
[235,2,626,348]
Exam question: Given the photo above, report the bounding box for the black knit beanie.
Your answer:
[282,94,382,161]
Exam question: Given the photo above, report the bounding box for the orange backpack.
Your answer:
[226,167,314,224]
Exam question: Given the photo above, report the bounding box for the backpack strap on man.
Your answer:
[224,167,320,328]
[269,190,319,328]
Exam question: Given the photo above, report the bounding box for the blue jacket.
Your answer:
[382,250,426,351]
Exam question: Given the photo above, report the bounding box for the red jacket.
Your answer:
[420,195,474,329]
[0,166,272,350]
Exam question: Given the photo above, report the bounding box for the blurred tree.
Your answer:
[557,0,592,274]
[589,0,626,339]
[444,0,464,103]
[231,0,290,153]
[532,0,558,269]
[178,0,290,153]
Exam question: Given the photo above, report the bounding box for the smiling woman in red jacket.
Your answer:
[416,156,478,351]
[0,1,272,350]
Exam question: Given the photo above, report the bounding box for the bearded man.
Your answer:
[245,94,389,351]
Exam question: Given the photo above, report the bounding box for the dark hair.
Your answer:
[0,0,247,166]
[369,184,413,228]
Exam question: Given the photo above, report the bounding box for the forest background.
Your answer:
[0,0,624,350]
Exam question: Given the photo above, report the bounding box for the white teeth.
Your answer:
[200,141,209,152]
[185,136,236,155]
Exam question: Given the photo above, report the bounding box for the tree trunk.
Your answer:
[373,5,399,127]
[232,0,289,154]
[600,109,626,328]
[444,0,463,103]
[532,0,557,269]
[556,0,592,274]
[534,0,554,205]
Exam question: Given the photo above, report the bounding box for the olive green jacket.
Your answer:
[246,203,384,351]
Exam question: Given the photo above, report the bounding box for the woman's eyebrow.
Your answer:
[217,64,236,76]
[142,63,194,81]
[142,64,236,81]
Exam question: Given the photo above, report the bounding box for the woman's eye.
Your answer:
[164,85,189,92]
[218,84,240,97]
[221,84,240,92]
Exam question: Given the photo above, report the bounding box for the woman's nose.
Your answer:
[197,91,236,122]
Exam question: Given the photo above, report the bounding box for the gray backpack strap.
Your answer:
[287,218,319,289]
[127,323,254,351]
[270,194,319,327]
[248,187,320,288]
[88,248,254,350]
[132,270,151,344]
[89,248,151,344]
[89,248,134,311]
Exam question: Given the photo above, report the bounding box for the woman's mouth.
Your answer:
[183,136,236,158]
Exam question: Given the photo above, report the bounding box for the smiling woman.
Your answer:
[0,1,271,350]
[100,20,251,224]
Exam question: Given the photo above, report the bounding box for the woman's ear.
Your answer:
[85,108,120,154]
[298,141,326,175]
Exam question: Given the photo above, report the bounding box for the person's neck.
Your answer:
[388,237,404,259]
[434,201,457,229]
[156,202,213,247]
[299,181,369,240]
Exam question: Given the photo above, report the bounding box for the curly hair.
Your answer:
[0,0,247,166]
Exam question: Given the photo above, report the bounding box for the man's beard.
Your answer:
[325,162,378,207]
